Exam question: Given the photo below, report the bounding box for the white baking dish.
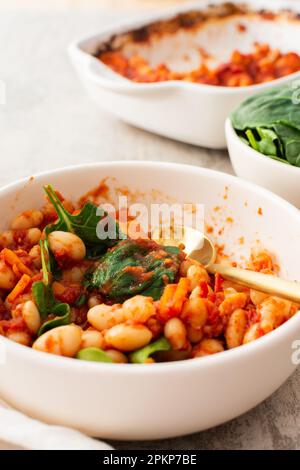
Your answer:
[68,0,300,148]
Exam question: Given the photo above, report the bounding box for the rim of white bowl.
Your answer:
[0,160,299,375]
[226,119,300,174]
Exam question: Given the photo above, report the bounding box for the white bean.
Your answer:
[62,266,85,283]
[164,318,187,350]
[193,338,224,358]
[11,209,43,230]
[29,244,42,268]
[26,228,42,246]
[105,349,128,363]
[0,261,16,290]
[187,264,210,290]
[225,308,247,349]
[81,328,104,349]
[186,325,203,344]
[259,297,292,333]
[1,228,41,249]
[0,230,14,248]
[105,323,152,352]
[123,295,156,323]
[181,297,207,329]
[219,292,248,316]
[22,300,41,334]
[33,324,82,357]
[88,304,125,331]
[250,289,269,306]
[48,231,86,262]
[243,323,262,344]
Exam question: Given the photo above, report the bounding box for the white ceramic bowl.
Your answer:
[226,119,300,208]
[68,0,300,149]
[0,161,300,440]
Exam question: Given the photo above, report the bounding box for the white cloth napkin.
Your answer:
[0,398,113,450]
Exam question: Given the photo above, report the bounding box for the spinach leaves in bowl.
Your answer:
[231,82,300,167]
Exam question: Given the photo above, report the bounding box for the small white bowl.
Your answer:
[0,161,300,440]
[68,0,300,149]
[226,119,300,208]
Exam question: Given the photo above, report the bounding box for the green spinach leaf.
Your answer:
[231,82,300,167]
[273,123,300,166]
[44,185,126,256]
[76,347,113,363]
[231,84,300,132]
[32,240,71,336]
[87,239,182,302]
[37,304,70,336]
[129,337,171,364]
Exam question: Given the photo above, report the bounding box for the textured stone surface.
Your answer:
[0,4,299,450]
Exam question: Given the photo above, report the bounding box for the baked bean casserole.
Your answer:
[96,4,300,87]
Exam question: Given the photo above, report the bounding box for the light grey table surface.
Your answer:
[0,5,299,451]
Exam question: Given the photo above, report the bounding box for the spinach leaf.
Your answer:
[37,304,70,336]
[40,238,51,285]
[76,347,113,363]
[33,281,71,337]
[245,128,278,157]
[32,281,53,319]
[273,123,300,166]
[44,185,125,257]
[231,82,300,167]
[129,337,171,364]
[87,239,182,302]
[256,128,278,157]
[245,129,259,151]
[32,240,53,319]
[256,128,278,141]
[231,84,300,132]
[32,240,71,336]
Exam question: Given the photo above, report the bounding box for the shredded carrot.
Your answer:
[172,278,190,313]
[158,278,190,321]
[12,264,22,278]
[158,284,177,319]
[1,248,32,276]
[199,280,209,298]
[6,274,31,303]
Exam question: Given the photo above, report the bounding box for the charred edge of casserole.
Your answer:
[93,3,300,57]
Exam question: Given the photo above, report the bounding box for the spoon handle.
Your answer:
[207,264,300,304]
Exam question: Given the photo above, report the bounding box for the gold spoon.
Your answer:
[160,226,300,304]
